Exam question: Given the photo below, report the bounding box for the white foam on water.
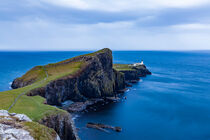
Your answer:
[8,82,12,89]
[126,89,130,92]
[72,114,80,121]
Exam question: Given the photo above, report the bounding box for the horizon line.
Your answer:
[0,49,210,52]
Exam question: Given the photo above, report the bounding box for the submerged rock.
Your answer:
[86,122,122,133]
[66,99,103,113]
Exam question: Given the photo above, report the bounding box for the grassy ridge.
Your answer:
[0,49,108,121]
[0,59,84,121]
[0,49,112,139]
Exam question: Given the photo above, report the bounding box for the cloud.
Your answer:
[0,18,210,51]
[171,23,210,30]
[41,0,210,11]
[0,0,210,50]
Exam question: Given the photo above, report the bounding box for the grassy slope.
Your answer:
[0,60,83,121]
[23,121,58,140]
[0,49,108,121]
[113,64,134,71]
[0,50,114,139]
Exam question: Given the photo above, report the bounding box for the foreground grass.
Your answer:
[22,121,57,140]
[0,78,65,121]
[0,116,58,140]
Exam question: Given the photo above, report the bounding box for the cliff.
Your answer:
[113,64,151,82]
[12,48,126,106]
[39,111,79,140]
[7,48,151,139]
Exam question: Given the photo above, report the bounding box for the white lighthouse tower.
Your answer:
[133,60,144,66]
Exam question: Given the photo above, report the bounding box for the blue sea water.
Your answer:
[0,51,210,140]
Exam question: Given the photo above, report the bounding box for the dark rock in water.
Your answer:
[66,99,104,113]
[134,65,152,77]
[117,88,128,93]
[86,122,122,132]
[66,97,121,113]
[105,97,120,102]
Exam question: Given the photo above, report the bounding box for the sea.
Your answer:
[0,51,210,140]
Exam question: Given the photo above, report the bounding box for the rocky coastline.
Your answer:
[10,48,151,140]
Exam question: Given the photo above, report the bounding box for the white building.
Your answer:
[133,60,144,66]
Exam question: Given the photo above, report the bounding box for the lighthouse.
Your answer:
[133,60,144,66]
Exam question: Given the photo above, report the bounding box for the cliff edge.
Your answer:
[12,48,126,105]
[7,48,151,139]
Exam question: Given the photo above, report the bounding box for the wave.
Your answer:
[72,114,80,121]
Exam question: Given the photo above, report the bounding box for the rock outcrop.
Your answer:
[86,122,122,133]
[114,64,151,83]
[39,111,79,140]
[11,48,151,106]
[0,110,60,140]
[45,48,125,105]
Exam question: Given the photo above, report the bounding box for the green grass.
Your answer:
[18,61,84,84]
[0,49,110,122]
[0,82,65,121]
[113,64,134,71]
[0,59,84,121]
[0,49,113,139]
[22,121,57,140]
[18,66,46,82]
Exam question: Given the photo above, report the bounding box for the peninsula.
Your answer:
[0,48,151,140]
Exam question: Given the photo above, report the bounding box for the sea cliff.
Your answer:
[5,48,151,140]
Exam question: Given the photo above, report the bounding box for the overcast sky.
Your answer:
[1,0,210,51]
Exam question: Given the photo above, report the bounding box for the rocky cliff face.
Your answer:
[39,112,79,140]
[117,65,151,82]
[45,48,125,105]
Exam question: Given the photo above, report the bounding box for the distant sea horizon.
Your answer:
[0,50,210,140]
[0,49,210,52]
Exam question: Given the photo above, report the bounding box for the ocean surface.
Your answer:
[0,51,210,140]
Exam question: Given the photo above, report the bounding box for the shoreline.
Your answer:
[0,48,151,140]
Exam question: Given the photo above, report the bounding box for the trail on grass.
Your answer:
[7,66,48,111]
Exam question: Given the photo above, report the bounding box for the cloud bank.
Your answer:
[0,0,210,50]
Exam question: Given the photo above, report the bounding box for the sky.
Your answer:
[0,0,210,51]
